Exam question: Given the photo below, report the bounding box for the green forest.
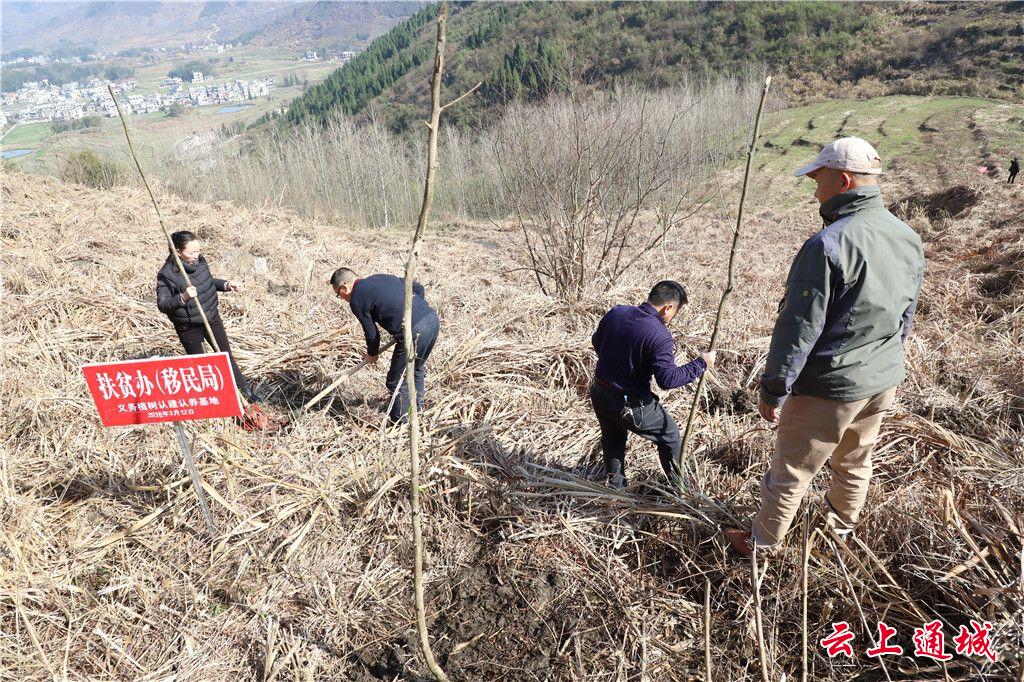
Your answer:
[284,0,1022,133]
[285,4,441,127]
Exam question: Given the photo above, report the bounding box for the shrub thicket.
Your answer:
[51,116,103,134]
[168,60,215,82]
[58,150,126,189]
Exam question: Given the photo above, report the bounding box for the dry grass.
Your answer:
[1,130,1022,680]
[150,79,762,234]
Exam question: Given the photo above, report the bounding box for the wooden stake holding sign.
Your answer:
[82,353,244,536]
[173,420,215,533]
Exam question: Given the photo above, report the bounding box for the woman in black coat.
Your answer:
[157,230,277,430]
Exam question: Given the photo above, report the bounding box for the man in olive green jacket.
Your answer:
[726,137,925,556]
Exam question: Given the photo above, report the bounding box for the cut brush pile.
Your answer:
[1,156,1021,680]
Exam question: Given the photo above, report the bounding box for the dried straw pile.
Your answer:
[1,165,1021,680]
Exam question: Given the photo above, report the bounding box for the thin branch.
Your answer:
[704,576,713,682]
[751,545,771,682]
[441,81,483,112]
[677,75,772,489]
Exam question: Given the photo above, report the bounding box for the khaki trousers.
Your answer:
[752,386,897,547]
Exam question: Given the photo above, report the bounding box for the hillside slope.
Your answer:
[238,1,424,51]
[2,96,1022,678]
[287,1,1024,132]
[1,1,419,53]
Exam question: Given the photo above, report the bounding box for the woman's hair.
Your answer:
[170,230,198,254]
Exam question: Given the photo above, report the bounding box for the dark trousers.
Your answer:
[175,319,257,402]
[385,310,440,423]
[1010,171,1018,184]
[590,382,681,486]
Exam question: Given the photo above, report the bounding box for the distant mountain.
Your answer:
[285,1,1024,133]
[237,2,425,51]
[0,1,421,54]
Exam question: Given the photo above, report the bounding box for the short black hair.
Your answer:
[647,280,688,307]
[329,267,357,288]
[170,230,197,253]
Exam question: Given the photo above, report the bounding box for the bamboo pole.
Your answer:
[677,75,771,489]
[109,85,253,415]
[108,85,223,355]
[401,5,479,680]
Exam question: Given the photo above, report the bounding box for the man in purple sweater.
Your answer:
[591,281,716,489]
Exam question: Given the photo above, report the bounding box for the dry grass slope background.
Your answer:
[1,97,1022,679]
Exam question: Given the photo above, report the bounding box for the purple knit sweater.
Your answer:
[592,302,706,398]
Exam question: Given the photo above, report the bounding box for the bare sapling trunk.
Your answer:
[676,75,771,489]
[704,576,713,681]
[401,5,480,681]
[801,507,810,682]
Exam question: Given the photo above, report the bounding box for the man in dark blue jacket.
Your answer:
[591,281,715,489]
[330,267,440,424]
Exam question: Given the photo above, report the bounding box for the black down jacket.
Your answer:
[156,255,228,329]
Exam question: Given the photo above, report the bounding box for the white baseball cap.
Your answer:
[795,137,883,177]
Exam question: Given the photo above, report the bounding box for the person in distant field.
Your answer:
[156,230,278,431]
[330,268,440,424]
[590,281,715,490]
[724,137,925,557]
[1009,157,1019,184]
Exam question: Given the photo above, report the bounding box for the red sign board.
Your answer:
[82,353,243,427]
